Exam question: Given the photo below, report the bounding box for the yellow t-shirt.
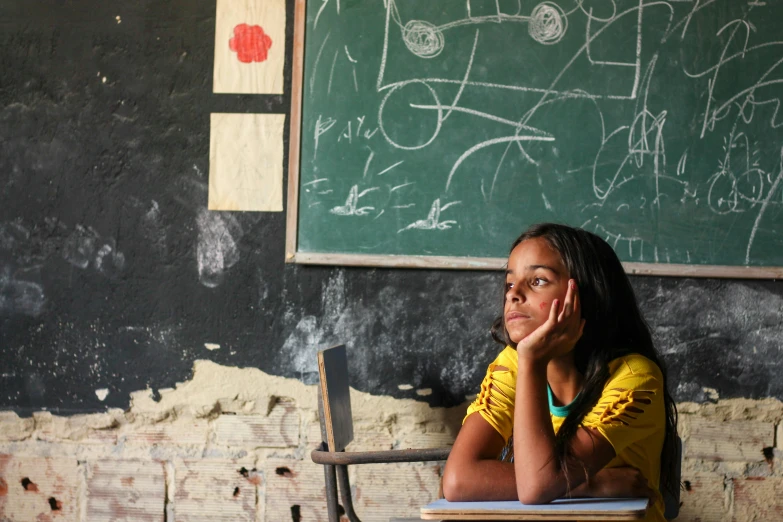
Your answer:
[464,346,666,522]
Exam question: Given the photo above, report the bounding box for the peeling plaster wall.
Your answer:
[0,361,460,521]
[2,361,783,521]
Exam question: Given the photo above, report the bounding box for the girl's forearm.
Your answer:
[443,459,518,501]
[513,359,573,503]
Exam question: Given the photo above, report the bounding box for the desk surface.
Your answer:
[421,498,649,520]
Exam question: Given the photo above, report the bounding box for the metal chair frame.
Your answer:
[311,345,450,522]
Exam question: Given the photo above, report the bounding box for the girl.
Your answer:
[442,223,679,522]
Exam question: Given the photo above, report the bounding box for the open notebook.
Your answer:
[421,498,649,520]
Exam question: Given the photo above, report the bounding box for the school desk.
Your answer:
[420,497,649,520]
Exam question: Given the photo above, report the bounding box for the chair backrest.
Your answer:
[317,345,354,452]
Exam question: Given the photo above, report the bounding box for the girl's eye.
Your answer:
[505,281,514,290]
[532,277,548,286]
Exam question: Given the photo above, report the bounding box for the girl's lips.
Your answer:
[505,312,531,322]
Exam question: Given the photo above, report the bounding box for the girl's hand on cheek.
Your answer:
[517,279,585,364]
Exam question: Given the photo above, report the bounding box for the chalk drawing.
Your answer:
[0,266,45,317]
[302,0,783,266]
[399,199,460,232]
[63,225,99,269]
[62,225,126,275]
[528,2,568,45]
[0,220,30,251]
[94,244,126,275]
[314,115,337,160]
[196,208,241,288]
[330,185,379,216]
[281,270,348,379]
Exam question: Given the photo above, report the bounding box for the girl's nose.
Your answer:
[506,287,524,303]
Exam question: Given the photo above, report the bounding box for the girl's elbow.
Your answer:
[516,481,556,505]
[517,488,548,505]
[442,460,484,502]
[441,468,468,502]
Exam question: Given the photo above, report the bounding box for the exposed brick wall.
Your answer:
[676,400,783,522]
[1,361,782,521]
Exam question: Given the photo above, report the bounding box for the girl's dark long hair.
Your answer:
[490,223,679,499]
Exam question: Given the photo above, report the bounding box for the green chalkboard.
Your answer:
[288,0,783,276]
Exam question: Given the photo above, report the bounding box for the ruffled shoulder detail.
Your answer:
[582,354,665,454]
[590,387,656,427]
[464,346,518,443]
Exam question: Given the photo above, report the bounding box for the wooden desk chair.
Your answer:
[310,345,452,522]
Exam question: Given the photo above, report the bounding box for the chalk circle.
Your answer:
[707,167,765,215]
[402,20,445,58]
[378,80,443,151]
[529,2,567,45]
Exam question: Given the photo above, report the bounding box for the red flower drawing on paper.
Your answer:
[229,24,273,63]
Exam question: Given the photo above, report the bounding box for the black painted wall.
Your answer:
[1,1,782,416]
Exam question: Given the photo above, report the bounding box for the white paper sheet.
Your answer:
[208,113,285,212]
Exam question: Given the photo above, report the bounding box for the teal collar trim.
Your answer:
[548,384,580,417]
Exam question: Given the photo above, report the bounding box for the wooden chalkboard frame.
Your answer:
[285,0,783,279]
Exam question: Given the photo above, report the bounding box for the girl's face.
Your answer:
[504,237,571,345]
